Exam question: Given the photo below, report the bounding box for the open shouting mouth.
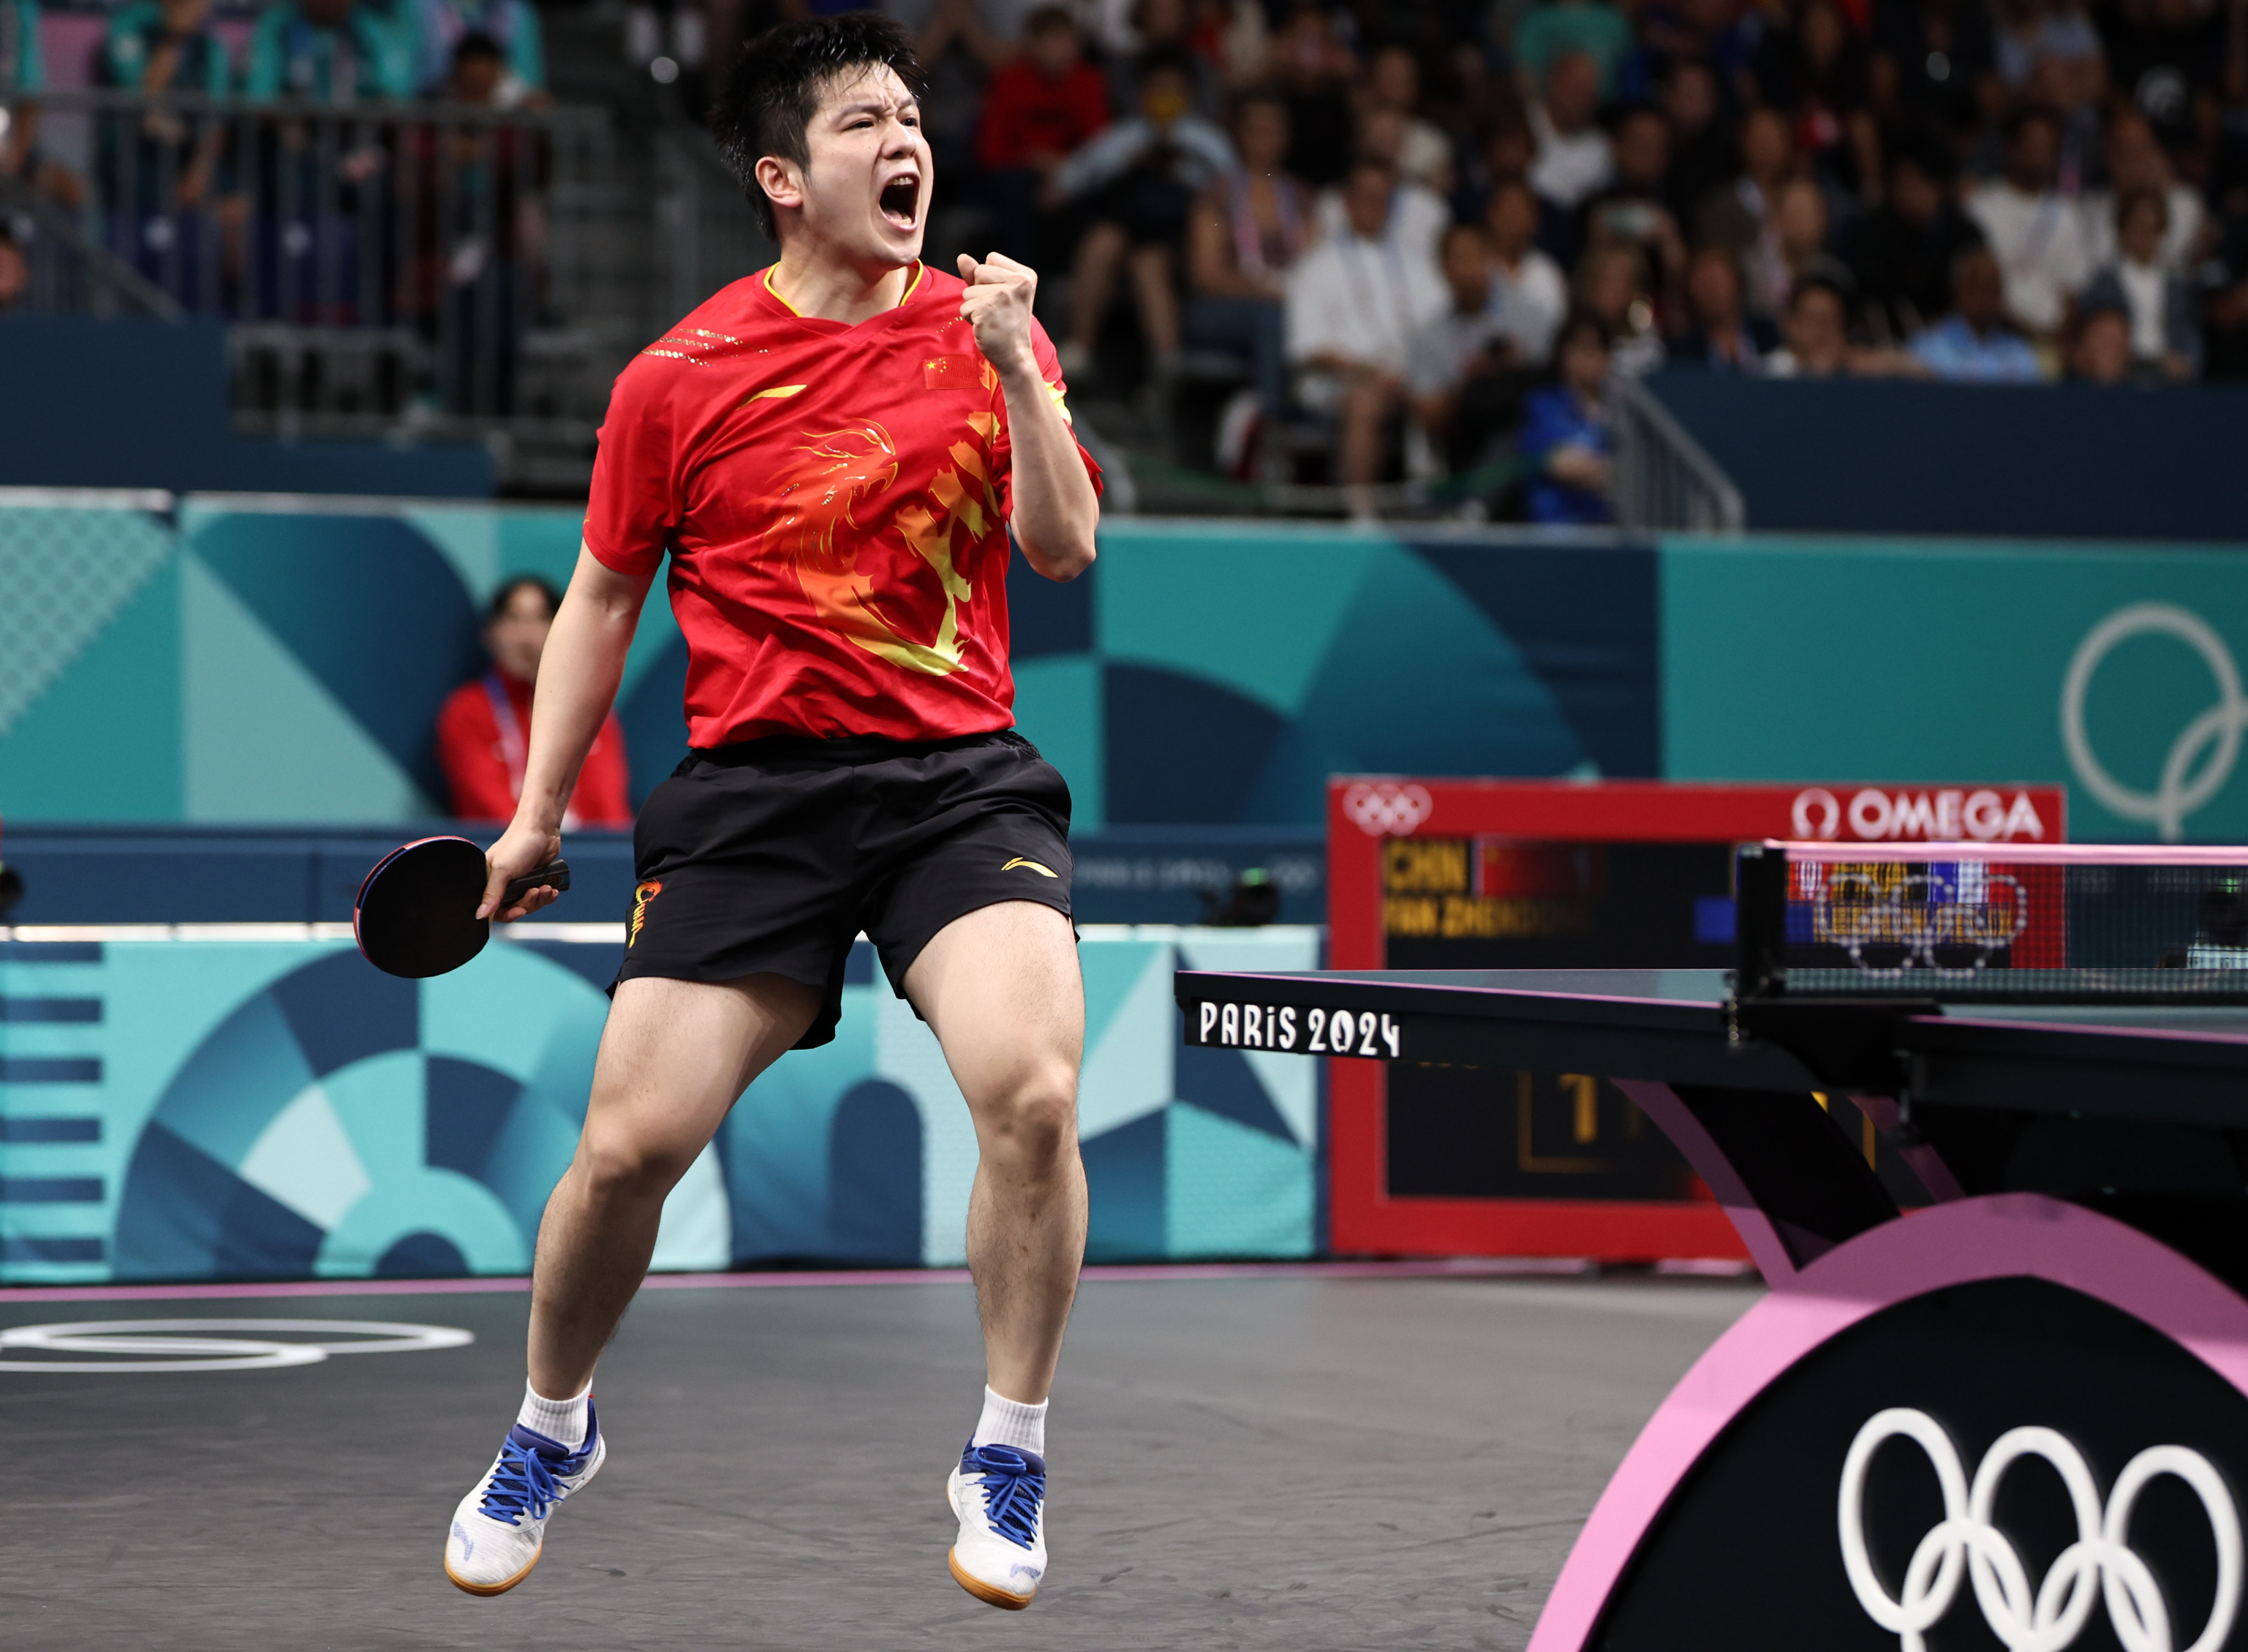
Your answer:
[879,171,920,231]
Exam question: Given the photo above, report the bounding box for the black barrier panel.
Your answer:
[1594,1276,2248,1651]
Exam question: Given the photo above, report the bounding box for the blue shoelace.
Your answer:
[479,1426,592,1527]
[962,1443,1045,1550]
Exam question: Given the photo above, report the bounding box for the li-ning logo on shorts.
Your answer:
[1838,1407,2244,1652]
[1002,857,1057,878]
[628,880,663,946]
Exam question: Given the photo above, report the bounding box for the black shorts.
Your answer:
[613,729,1074,1048]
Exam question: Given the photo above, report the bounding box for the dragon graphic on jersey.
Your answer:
[766,415,1004,678]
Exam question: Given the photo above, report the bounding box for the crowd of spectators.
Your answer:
[731,0,2248,515]
[10,0,2248,510]
[0,0,548,352]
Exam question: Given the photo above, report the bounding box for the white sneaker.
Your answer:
[945,1442,1047,1609]
[443,1409,607,1596]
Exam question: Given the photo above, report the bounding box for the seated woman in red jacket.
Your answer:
[436,576,634,825]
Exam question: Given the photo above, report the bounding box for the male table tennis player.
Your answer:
[440,13,1100,1610]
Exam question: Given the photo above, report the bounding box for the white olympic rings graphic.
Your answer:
[2062,603,2248,843]
[1840,1407,2243,1652]
[0,1318,474,1374]
[1818,867,2030,980]
[1342,783,1433,837]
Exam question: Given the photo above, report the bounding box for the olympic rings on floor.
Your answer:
[0,1318,474,1374]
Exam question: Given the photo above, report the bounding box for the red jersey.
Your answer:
[583,263,1101,749]
[976,60,1111,171]
[436,669,634,826]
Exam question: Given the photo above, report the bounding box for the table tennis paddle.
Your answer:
[354,836,570,979]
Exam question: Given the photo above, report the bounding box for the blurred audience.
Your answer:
[1515,0,1637,99]
[1361,45,1454,194]
[0,222,25,307]
[1484,176,1569,364]
[438,577,632,827]
[1846,136,1982,340]
[1055,48,1235,380]
[1911,243,2048,379]
[977,5,1111,265]
[21,0,2248,498]
[1187,91,1307,423]
[1529,51,1615,212]
[2079,185,2201,376]
[407,0,545,101]
[1408,221,1518,473]
[1672,241,1779,367]
[2080,107,2204,271]
[1516,308,1616,523]
[1965,106,2093,337]
[1584,103,1687,300]
[245,0,416,100]
[1285,156,1447,514]
[1765,271,1854,373]
[2068,293,2138,380]
[1576,239,1667,372]
[96,0,232,303]
[3,0,84,208]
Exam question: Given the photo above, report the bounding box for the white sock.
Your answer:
[517,1379,591,1448]
[971,1386,1047,1458]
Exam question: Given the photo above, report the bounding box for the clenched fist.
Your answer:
[957,251,1040,382]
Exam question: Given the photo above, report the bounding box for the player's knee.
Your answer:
[579,1126,693,1204]
[980,1073,1078,1171]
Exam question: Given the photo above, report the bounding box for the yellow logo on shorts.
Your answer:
[1002,857,1057,878]
[628,880,663,946]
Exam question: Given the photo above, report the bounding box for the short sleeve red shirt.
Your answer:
[582,263,1101,749]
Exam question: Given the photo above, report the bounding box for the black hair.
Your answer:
[1022,3,1077,34]
[2003,104,2060,145]
[1788,272,1849,315]
[1133,45,1198,86]
[1608,100,1669,136]
[1554,305,1613,356]
[452,30,504,66]
[486,575,562,625]
[711,13,926,239]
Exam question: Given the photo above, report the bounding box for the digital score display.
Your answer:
[1323,780,2068,1261]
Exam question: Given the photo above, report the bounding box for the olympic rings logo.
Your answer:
[2062,603,2248,843]
[1342,783,1433,837]
[0,1319,473,1374]
[1840,1407,2244,1652]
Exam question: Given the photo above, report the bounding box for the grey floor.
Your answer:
[0,1272,1756,1650]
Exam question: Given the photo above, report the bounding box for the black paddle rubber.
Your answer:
[354,837,571,979]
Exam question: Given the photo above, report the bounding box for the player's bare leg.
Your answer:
[906,900,1087,1608]
[444,972,818,1595]
[529,972,821,1394]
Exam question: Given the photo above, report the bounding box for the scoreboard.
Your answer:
[1323,779,2068,1261]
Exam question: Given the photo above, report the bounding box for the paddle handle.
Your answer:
[501,859,571,908]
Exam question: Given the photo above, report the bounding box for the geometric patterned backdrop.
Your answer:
[0,496,1660,827]
[0,926,1320,1284]
[11,495,2248,840]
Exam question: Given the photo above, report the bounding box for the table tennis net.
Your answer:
[1736,842,2248,1000]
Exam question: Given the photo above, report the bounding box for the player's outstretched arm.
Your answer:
[479,544,655,920]
[957,251,1100,582]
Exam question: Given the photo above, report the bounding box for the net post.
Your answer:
[1735,841,1787,1000]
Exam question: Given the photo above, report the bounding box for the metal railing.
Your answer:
[13,88,648,483]
[1611,374,1747,533]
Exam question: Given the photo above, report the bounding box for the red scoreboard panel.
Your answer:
[1324,780,2068,1261]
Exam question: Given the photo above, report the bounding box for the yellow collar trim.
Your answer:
[764,261,923,317]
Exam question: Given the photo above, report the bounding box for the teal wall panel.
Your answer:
[1661,535,2248,842]
[0,927,1321,1283]
[0,499,1658,827]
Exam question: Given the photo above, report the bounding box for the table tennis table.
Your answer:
[1174,964,2248,1652]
